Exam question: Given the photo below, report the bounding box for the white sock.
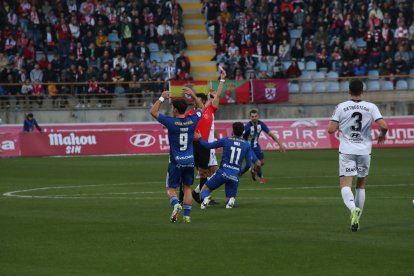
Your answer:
[341,186,356,212]
[194,185,200,193]
[355,188,365,211]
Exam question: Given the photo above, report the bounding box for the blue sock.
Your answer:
[200,190,210,200]
[257,168,263,177]
[170,196,179,207]
[183,204,192,217]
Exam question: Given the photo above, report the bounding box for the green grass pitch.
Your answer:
[1,148,413,275]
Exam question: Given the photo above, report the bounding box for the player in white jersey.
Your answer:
[328,79,388,232]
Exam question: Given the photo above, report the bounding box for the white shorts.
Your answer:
[208,149,218,167]
[339,153,371,177]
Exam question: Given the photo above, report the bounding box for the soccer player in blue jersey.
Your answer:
[195,122,251,209]
[243,109,286,184]
[150,90,203,223]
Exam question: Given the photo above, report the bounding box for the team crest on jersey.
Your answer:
[196,111,202,117]
[265,82,277,100]
[204,113,209,119]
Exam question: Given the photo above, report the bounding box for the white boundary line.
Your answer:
[2,183,413,200]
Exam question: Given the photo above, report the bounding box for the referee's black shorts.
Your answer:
[193,140,210,169]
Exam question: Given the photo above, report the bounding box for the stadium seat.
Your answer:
[289,29,302,45]
[340,81,350,92]
[297,61,305,71]
[108,31,120,48]
[148,42,160,52]
[313,82,326,92]
[327,82,340,92]
[300,82,313,93]
[305,61,317,71]
[257,62,268,72]
[356,38,367,48]
[409,69,414,78]
[395,80,408,90]
[108,32,120,43]
[326,71,338,80]
[151,52,162,63]
[288,82,300,93]
[312,72,325,82]
[366,80,380,91]
[162,52,174,63]
[300,71,312,82]
[409,79,414,89]
[282,61,291,70]
[35,51,44,61]
[367,70,380,80]
[381,80,394,91]
[290,29,302,40]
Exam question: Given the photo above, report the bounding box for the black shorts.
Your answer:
[193,140,210,169]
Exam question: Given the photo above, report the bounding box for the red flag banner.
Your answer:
[211,80,251,104]
[252,79,289,103]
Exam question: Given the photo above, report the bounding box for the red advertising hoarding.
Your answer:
[1,117,413,157]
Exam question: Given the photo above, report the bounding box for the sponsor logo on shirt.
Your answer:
[129,134,156,147]
[176,155,193,160]
[223,163,240,171]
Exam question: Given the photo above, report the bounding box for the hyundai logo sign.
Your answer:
[130,134,156,147]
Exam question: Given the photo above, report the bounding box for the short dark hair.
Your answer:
[233,122,245,137]
[27,113,33,118]
[349,79,364,96]
[196,93,208,103]
[249,109,258,115]
[172,99,188,114]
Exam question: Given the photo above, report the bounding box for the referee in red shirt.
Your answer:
[183,69,226,203]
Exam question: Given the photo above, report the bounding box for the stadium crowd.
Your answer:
[206,0,414,81]
[0,0,188,108]
[0,0,414,109]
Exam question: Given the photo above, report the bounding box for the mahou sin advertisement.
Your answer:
[1,117,413,157]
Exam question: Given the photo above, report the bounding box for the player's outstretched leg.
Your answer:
[351,207,361,232]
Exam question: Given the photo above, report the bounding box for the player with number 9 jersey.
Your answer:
[158,111,202,166]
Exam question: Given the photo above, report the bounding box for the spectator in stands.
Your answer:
[137,41,151,62]
[176,50,191,74]
[18,78,32,108]
[238,50,256,72]
[304,39,316,61]
[172,28,187,54]
[30,64,43,83]
[353,59,367,77]
[278,39,291,62]
[339,60,354,79]
[127,74,141,107]
[286,60,301,79]
[293,5,305,28]
[316,48,331,72]
[163,59,177,81]
[31,79,44,108]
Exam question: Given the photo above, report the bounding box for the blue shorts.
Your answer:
[205,170,239,198]
[167,163,194,188]
[251,146,264,163]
